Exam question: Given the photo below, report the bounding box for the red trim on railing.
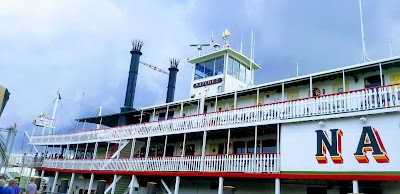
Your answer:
[43,152,279,161]
[36,167,400,181]
[32,83,400,138]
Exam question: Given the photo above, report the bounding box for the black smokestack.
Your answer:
[166,58,179,103]
[121,39,143,113]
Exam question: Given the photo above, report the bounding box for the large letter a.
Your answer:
[354,126,389,163]
[315,129,343,164]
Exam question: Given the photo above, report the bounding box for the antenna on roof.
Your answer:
[253,31,256,61]
[390,40,393,57]
[240,32,243,54]
[209,30,214,52]
[190,44,210,57]
[297,62,299,77]
[358,0,372,63]
[250,29,254,61]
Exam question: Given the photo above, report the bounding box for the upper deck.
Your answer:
[29,55,400,145]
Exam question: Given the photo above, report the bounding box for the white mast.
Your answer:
[97,106,103,129]
[296,62,299,77]
[390,40,393,57]
[358,0,371,63]
[51,90,60,135]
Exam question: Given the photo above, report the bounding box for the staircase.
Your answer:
[105,175,131,194]
[119,140,145,158]
[115,176,131,194]
[106,140,145,159]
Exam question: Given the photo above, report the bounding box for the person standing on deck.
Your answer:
[12,180,20,194]
[3,179,17,194]
[26,178,37,194]
[0,179,5,194]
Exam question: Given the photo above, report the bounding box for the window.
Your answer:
[227,56,251,84]
[149,147,156,156]
[158,111,174,120]
[204,59,215,77]
[227,57,234,75]
[214,56,224,75]
[194,57,224,80]
[157,146,164,156]
[364,75,383,88]
[239,64,246,82]
[232,59,240,79]
[195,62,205,80]
[247,140,260,153]
[262,139,277,153]
[165,146,174,156]
[233,141,245,154]
[167,111,174,119]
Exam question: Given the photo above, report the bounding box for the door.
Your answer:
[59,179,68,193]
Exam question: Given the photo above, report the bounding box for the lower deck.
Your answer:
[37,171,400,194]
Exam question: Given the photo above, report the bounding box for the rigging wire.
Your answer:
[62,97,115,113]
[58,101,78,129]
[74,92,85,132]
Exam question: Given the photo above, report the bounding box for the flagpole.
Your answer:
[358,0,371,63]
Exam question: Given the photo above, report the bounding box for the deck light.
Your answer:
[360,116,367,122]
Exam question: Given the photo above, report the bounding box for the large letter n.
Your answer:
[315,129,343,164]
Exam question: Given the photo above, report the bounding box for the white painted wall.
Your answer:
[281,112,400,172]
[224,74,248,91]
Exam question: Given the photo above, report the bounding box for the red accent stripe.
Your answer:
[37,168,400,181]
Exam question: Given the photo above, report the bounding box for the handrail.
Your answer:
[38,153,279,173]
[30,84,400,145]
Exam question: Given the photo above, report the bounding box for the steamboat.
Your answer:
[6,2,400,194]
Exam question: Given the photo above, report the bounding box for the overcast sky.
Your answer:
[0,0,399,152]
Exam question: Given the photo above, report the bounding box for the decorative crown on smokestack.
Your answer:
[131,39,144,51]
[169,58,180,68]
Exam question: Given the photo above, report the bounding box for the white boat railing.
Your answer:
[30,85,400,145]
[37,153,278,173]
[7,154,41,167]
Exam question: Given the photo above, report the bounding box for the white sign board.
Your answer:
[280,112,400,172]
[34,117,56,129]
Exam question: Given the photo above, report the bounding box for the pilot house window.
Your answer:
[194,56,224,80]
[227,56,251,84]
